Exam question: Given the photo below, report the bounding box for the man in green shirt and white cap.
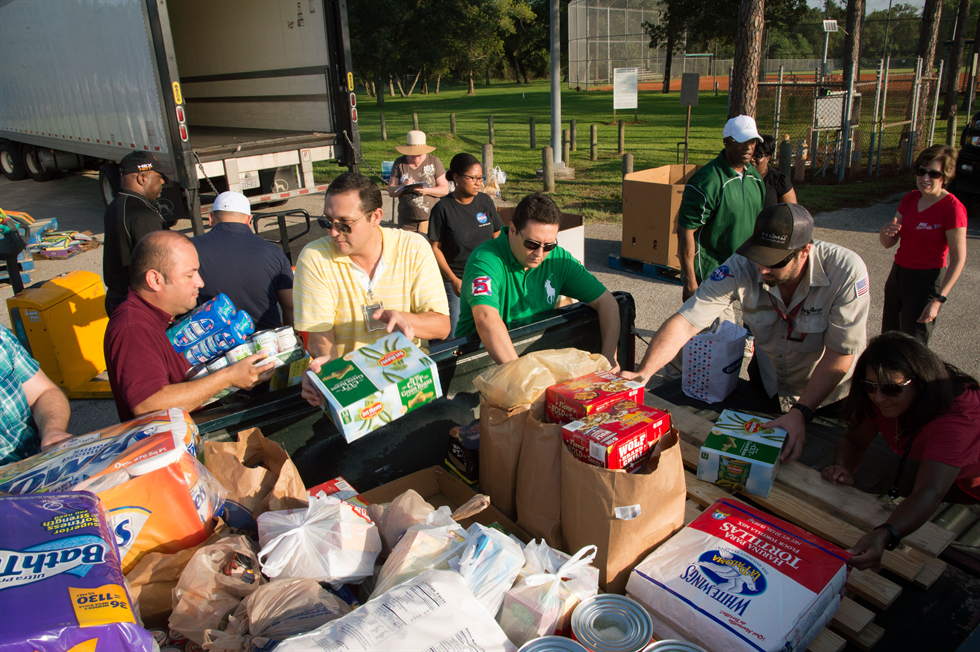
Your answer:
[457,192,621,369]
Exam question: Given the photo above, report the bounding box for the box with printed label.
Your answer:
[561,405,671,471]
[307,476,371,519]
[305,332,442,443]
[696,409,787,498]
[545,370,646,424]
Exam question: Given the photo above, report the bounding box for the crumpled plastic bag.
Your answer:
[169,535,264,645]
[257,493,381,586]
[452,523,525,617]
[474,349,612,409]
[498,543,599,646]
[380,489,434,551]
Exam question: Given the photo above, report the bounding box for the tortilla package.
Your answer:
[0,492,154,651]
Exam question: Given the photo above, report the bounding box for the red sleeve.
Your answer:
[106,320,177,413]
[897,191,917,218]
[945,195,968,230]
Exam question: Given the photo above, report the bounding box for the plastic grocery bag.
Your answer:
[452,523,525,617]
[169,535,264,645]
[474,349,612,410]
[381,489,435,550]
[499,544,599,646]
[682,320,747,404]
[257,493,381,586]
[370,506,468,599]
[482,166,505,199]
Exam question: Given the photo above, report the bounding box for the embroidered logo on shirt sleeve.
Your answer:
[855,276,869,297]
[472,276,492,296]
[709,265,733,282]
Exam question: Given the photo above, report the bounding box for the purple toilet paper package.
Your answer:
[0,492,154,652]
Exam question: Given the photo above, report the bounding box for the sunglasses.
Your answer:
[860,377,914,397]
[766,250,798,269]
[914,167,944,180]
[320,213,367,235]
[515,228,558,252]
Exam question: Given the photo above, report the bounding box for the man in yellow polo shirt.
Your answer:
[294,172,450,407]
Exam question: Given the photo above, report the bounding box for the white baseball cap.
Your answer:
[212,191,252,215]
[723,115,762,143]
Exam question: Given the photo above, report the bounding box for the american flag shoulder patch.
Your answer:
[855,276,869,297]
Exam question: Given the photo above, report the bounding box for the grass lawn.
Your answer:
[314,79,948,222]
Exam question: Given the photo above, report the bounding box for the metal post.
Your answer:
[530,116,536,149]
[550,0,562,165]
[488,115,495,146]
[380,112,387,141]
[908,57,923,167]
[868,60,883,177]
[876,56,890,176]
[929,59,943,147]
[543,146,555,191]
[684,106,691,165]
[774,66,784,141]
[839,62,856,183]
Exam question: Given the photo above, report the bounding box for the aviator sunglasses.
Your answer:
[319,213,367,234]
[515,227,558,252]
[914,167,944,180]
[860,377,914,397]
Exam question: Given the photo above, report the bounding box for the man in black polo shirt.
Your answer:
[193,191,294,330]
[102,151,168,316]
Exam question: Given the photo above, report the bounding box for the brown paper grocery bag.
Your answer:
[516,409,564,549]
[478,396,541,520]
[561,428,686,594]
[202,428,308,533]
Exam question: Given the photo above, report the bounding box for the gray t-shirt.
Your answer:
[392,154,445,223]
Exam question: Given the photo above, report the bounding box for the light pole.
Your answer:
[881,0,894,59]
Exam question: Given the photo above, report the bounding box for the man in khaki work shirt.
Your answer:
[624,203,870,463]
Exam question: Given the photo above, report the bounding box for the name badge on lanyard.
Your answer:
[363,290,386,332]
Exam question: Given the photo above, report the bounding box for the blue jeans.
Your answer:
[431,280,460,345]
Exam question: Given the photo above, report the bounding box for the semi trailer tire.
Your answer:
[99,163,121,206]
[0,142,27,181]
[23,146,58,182]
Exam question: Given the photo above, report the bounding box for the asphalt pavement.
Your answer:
[1,170,977,436]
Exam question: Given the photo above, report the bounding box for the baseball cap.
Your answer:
[723,115,762,143]
[212,191,252,215]
[736,203,814,267]
[119,151,169,181]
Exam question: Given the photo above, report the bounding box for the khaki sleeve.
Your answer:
[825,255,870,355]
[677,258,741,330]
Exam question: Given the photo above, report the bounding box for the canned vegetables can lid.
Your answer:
[641,641,708,652]
[518,636,590,652]
[571,594,653,652]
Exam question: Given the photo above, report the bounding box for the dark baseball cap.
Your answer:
[120,151,169,181]
[736,203,814,267]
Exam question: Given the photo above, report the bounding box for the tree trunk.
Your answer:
[522,65,531,85]
[405,70,421,96]
[842,0,865,87]
[512,55,524,84]
[395,76,408,98]
[962,13,979,111]
[729,0,765,118]
[436,74,442,94]
[940,0,971,120]
[662,31,675,94]
[913,0,943,143]
[468,72,475,95]
[388,75,396,98]
[486,70,491,86]
[375,74,385,107]
[422,79,429,94]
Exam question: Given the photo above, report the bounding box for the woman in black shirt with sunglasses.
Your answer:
[823,331,980,570]
[878,144,968,345]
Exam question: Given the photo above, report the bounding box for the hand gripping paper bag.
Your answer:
[682,320,747,404]
[561,427,686,594]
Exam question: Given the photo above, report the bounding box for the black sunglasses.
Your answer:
[914,167,944,180]
[319,213,367,234]
[516,228,558,252]
[860,377,914,397]
[766,250,798,269]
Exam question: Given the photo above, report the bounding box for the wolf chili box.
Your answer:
[545,370,646,424]
[561,405,671,471]
[305,332,442,444]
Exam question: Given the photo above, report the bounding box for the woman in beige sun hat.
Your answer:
[387,130,449,234]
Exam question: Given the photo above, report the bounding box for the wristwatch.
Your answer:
[932,293,948,304]
[875,523,901,550]
[791,403,815,424]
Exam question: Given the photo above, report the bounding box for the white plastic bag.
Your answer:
[257,493,381,586]
[381,489,434,550]
[499,544,599,646]
[482,166,506,199]
[452,523,525,618]
[682,320,747,404]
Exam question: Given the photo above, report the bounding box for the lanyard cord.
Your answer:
[767,293,807,341]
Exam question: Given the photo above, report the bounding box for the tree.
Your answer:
[941,0,972,121]
[913,0,944,143]
[642,3,686,93]
[964,11,980,111]
[730,0,765,117]
[842,0,865,86]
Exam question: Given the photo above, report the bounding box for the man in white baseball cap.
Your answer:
[193,191,294,330]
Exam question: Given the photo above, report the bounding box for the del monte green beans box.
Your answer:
[696,409,787,498]
[306,332,442,443]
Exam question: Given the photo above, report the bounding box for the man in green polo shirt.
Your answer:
[457,192,621,369]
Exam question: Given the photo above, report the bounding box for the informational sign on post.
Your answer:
[613,67,638,110]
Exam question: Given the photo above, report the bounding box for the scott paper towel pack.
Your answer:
[626,498,849,652]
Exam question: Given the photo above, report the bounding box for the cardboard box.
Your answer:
[696,409,787,498]
[307,476,371,519]
[270,351,312,390]
[546,370,645,424]
[621,165,700,268]
[498,206,585,265]
[306,332,442,443]
[361,466,530,542]
[562,405,671,471]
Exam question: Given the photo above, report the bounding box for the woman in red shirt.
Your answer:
[879,144,967,345]
[823,331,979,569]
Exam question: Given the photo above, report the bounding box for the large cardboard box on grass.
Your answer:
[621,165,699,269]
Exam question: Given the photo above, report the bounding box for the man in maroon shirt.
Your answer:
[104,230,274,422]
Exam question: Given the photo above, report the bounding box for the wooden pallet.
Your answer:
[647,393,955,652]
[607,254,682,285]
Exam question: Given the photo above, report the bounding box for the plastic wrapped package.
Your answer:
[499,544,599,646]
[257,493,380,586]
[275,570,517,652]
[380,489,434,550]
[0,492,154,651]
[169,536,264,645]
[452,523,526,617]
[474,349,611,410]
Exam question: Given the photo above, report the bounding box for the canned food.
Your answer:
[252,329,280,354]
[225,342,255,364]
[519,636,590,652]
[222,551,258,584]
[571,595,653,652]
[167,628,188,645]
[147,628,169,646]
[276,325,298,350]
[207,355,231,373]
[641,641,708,652]
[184,363,209,380]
